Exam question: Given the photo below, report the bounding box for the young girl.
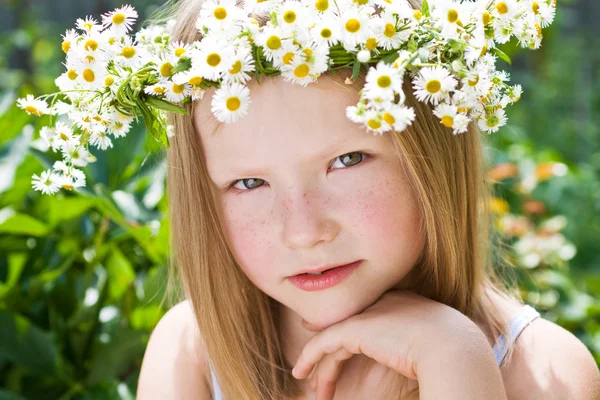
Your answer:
[135,0,599,399]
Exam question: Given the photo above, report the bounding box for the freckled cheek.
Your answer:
[222,209,279,287]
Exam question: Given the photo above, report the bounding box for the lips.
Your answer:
[291,261,360,277]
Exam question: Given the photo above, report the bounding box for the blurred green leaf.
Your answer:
[0,213,49,236]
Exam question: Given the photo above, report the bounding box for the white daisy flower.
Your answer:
[243,0,281,15]
[61,29,79,54]
[154,53,179,79]
[533,1,556,28]
[363,61,403,101]
[76,59,106,89]
[173,69,205,87]
[17,95,50,117]
[452,113,471,135]
[102,5,138,35]
[192,36,235,81]
[75,32,108,63]
[254,25,291,62]
[32,169,61,195]
[433,103,458,128]
[492,17,514,44]
[165,81,192,103]
[61,142,93,168]
[108,119,132,138]
[346,104,366,123]
[275,1,313,33]
[144,83,169,97]
[76,16,101,34]
[222,47,255,85]
[281,57,320,86]
[339,6,374,51]
[492,0,522,21]
[190,87,206,101]
[310,12,341,47]
[461,67,493,100]
[387,0,423,27]
[372,11,411,50]
[362,109,388,135]
[54,122,79,149]
[57,168,87,191]
[89,129,113,150]
[198,0,247,33]
[114,36,143,69]
[211,83,251,123]
[478,107,507,133]
[412,65,457,105]
[380,104,416,133]
[40,127,61,152]
[464,28,489,66]
[271,41,301,69]
[169,41,193,59]
[431,0,470,39]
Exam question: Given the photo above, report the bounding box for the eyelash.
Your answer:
[228,151,371,195]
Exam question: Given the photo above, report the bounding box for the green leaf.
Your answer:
[381,51,400,64]
[421,0,430,17]
[352,61,361,81]
[137,102,170,148]
[48,196,96,227]
[105,245,135,301]
[170,57,192,75]
[0,253,27,299]
[0,389,27,400]
[0,309,60,376]
[0,213,50,236]
[491,47,512,65]
[145,96,188,115]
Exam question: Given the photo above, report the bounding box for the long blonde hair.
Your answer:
[157,0,523,398]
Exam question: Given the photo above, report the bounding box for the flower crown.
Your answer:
[16,0,556,195]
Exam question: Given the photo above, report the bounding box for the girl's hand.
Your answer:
[291,289,485,400]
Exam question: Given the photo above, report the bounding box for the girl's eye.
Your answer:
[230,151,369,193]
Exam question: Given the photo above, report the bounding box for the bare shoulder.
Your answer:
[137,300,212,400]
[502,316,600,400]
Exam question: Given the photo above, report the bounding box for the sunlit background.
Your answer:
[0,0,598,398]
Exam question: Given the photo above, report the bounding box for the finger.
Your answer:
[315,349,351,400]
[293,323,360,379]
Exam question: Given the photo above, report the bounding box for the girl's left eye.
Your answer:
[230,151,370,193]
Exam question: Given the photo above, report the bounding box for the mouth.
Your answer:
[290,260,361,277]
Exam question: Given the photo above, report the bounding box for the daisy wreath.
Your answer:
[16,0,556,195]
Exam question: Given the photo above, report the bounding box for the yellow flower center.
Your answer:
[160,63,173,77]
[303,48,313,57]
[214,7,227,20]
[85,55,95,63]
[283,52,295,64]
[468,74,479,86]
[368,119,381,130]
[426,79,441,93]
[495,2,508,14]
[383,112,395,125]
[364,38,377,50]
[68,69,78,80]
[354,0,368,5]
[441,116,454,127]
[532,2,539,13]
[175,47,186,57]
[320,28,332,38]
[188,76,202,85]
[480,44,488,56]
[207,53,221,67]
[122,47,136,58]
[294,64,309,78]
[105,76,114,86]
[284,10,296,23]
[62,184,74,190]
[315,0,328,12]
[62,41,71,53]
[25,105,41,116]
[226,96,241,111]
[413,10,422,20]
[83,69,95,82]
[172,84,185,94]
[229,60,242,74]
[108,37,116,45]
[266,36,282,50]
[83,22,93,31]
[112,12,126,25]
[384,23,396,38]
[535,23,542,37]
[60,132,69,140]
[482,11,491,25]
[154,87,166,94]
[447,9,459,23]
[85,39,98,51]
[377,75,391,88]
[345,19,360,33]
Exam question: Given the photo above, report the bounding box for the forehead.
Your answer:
[193,76,382,177]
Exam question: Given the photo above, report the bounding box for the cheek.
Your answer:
[221,207,279,288]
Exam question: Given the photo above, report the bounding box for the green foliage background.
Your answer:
[0,0,598,398]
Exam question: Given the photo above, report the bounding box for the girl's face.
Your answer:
[194,76,425,328]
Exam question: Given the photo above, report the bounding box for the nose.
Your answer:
[278,186,340,250]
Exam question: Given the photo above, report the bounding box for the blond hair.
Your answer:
[157,0,523,398]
